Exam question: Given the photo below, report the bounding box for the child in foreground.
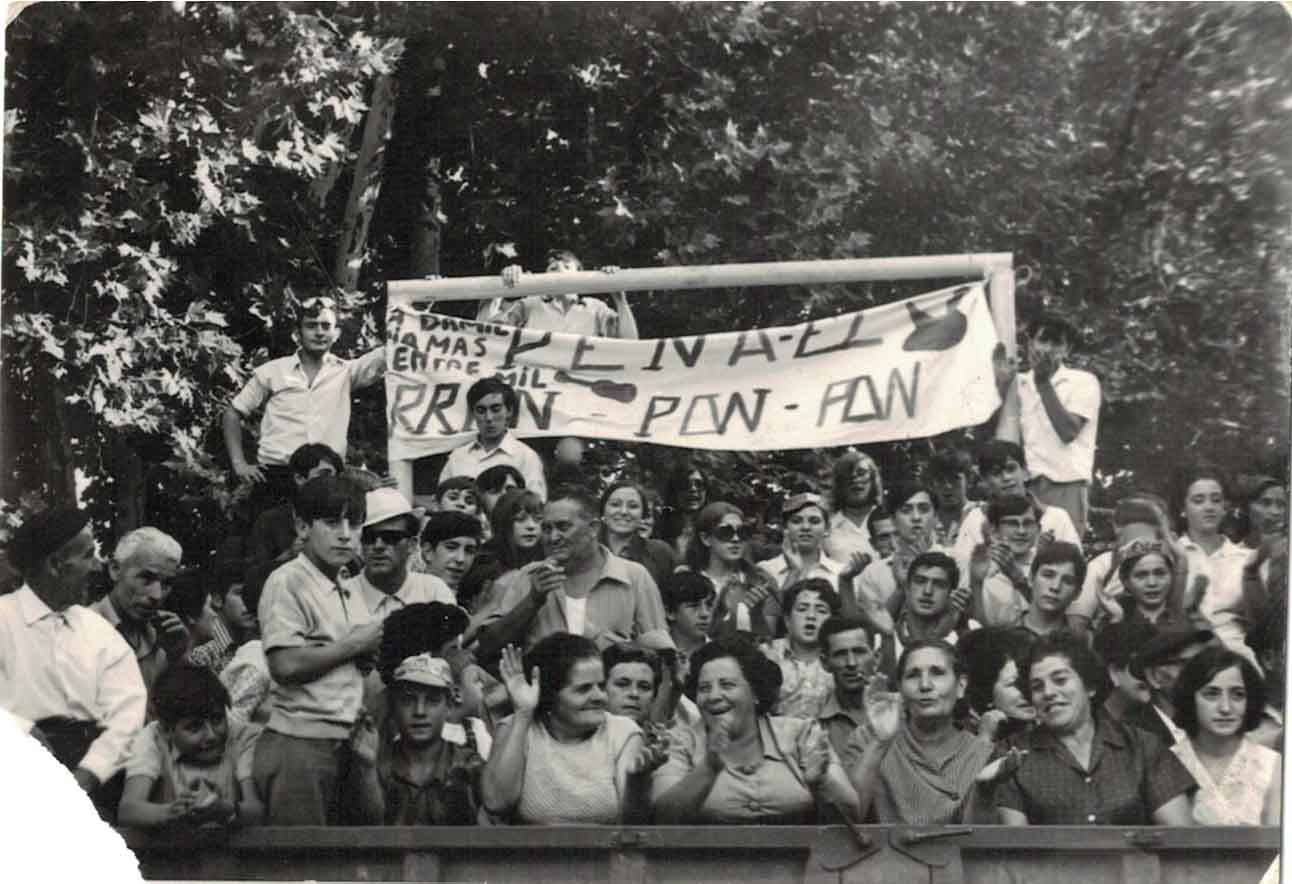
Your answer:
[118,665,264,828]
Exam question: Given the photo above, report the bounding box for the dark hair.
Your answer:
[525,632,603,718]
[241,561,276,621]
[1173,645,1266,737]
[210,557,250,601]
[602,643,663,695]
[986,494,1041,526]
[294,475,366,525]
[488,489,546,569]
[1026,630,1107,708]
[1233,476,1287,544]
[376,602,470,685]
[896,639,963,681]
[660,571,717,613]
[906,551,959,590]
[434,475,477,500]
[927,449,967,481]
[1030,541,1087,587]
[477,464,526,496]
[684,502,746,573]
[819,615,873,652]
[457,557,504,614]
[831,450,884,512]
[686,635,782,716]
[288,443,343,480]
[977,440,1027,476]
[1113,495,1166,529]
[152,664,229,728]
[958,627,1036,715]
[663,460,708,511]
[781,577,842,621]
[866,505,894,533]
[1172,464,1230,534]
[466,376,519,415]
[420,511,483,548]
[888,479,937,512]
[599,481,651,541]
[1030,313,1078,348]
[1092,620,1158,669]
[161,569,209,623]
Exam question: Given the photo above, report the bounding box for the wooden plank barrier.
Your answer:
[125,825,1278,884]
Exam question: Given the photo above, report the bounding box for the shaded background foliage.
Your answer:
[3,2,1289,563]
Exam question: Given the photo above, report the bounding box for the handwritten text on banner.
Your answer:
[385,283,1001,460]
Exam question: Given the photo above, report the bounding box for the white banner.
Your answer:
[385,283,1001,460]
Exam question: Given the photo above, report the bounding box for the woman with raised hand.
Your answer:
[1170,645,1280,825]
[600,480,676,588]
[845,640,997,824]
[995,631,1196,825]
[682,502,779,640]
[652,636,861,823]
[480,634,665,824]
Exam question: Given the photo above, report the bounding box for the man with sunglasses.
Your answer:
[224,294,386,514]
[343,488,456,622]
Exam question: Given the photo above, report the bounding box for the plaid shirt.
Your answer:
[996,714,1196,824]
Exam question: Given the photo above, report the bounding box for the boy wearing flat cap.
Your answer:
[1124,627,1216,745]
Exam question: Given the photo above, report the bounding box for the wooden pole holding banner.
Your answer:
[387,253,1014,306]
[386,253,1016,500]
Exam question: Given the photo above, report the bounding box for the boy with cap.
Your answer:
[0,507,146,817]
[353,648,488,825]
[253,475,383,825]
[118,664,264,829]
[995,313,1101,534]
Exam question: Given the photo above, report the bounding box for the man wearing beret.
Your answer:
[0,507,147,818]
[1123,627,1215,745]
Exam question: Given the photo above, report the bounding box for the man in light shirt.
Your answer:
[438,376,547,499]
[995,313,1101,534]
[223,294,385,514]
[0,507,146,819]
[344,488,456,620]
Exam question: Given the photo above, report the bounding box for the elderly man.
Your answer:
[90,527,189,697]
[469,486,673,657]
[0,507,146,817]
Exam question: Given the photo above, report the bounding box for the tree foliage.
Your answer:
[3,2,1288,558]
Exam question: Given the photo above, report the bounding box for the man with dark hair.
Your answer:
[973,495,1046,627]
[253,474,383,825]
[469,486,673,656]
[660,571,716,660]
[1125,628,1216,745]
[1014,541,1086,637]
[995,313,1102,533]
[0,507,146,817]
[419,511,484,594]
[952,440,1081,588]
[250,443,345,566]
[223,295,385,511]
[438,376,546,499]
[817,614,877,760]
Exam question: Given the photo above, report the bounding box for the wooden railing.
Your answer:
[124,825,1279,883]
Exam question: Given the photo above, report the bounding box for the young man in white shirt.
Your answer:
[223,295,385,514]
[438,376,547,500]
[995,314,1101,534]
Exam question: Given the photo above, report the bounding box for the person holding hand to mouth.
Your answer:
[995,631,1196,825]
[653,635,862,823]
[761,579,840,718]
[469,487,673,657]
[1169,645,1280,825]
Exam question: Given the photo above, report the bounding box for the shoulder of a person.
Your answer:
[604,711,643,739]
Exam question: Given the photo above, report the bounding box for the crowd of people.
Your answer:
[1,274,1287,833]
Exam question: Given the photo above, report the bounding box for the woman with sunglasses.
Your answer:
[824,450,885,566]
[682,503,779,640]
[600,481,676,588]
[660,461,711,560]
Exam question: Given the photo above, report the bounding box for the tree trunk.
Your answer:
[409,156,443,277]
[334,73,398,291]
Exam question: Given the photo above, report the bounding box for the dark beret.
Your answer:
[8,507,90,577]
